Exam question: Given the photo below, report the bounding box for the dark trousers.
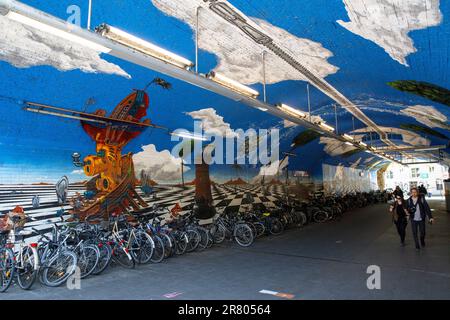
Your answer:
[411,220,426,247]
[395,219,407,243]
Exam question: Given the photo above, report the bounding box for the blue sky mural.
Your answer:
[0,0,449,184]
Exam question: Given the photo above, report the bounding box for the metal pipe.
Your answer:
[262,50,267,103]
[195,6,200,73]
[307,83,311,122]
[334,104,338,134]
[87,0,92,30]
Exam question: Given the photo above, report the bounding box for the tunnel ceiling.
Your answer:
[0,0,449,184]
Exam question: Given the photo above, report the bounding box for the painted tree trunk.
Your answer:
[195,162,212,204]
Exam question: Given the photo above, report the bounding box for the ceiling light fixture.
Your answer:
[206,71,259,99]
[277,103,306,118]
[96,24,193,69]
[343,133,354,141]
[318,122,334,132]
[2,10,111,53]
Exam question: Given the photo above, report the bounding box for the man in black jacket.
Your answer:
[418,184,427,197]
[407,188,434,250]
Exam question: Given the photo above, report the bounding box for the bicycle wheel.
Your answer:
[92,242,112,275]
[211,223,226,244]
[269,218,284,235]
[42,250,77,287]
[130,231,154,264]
[111,244,135,269]
[174,232,188,255]
[313,210,329,223]
[195,227,209,252]
[150,235,165,263]
[247,223,257,238]
[161,234,174,258]
[77,245,99,279]
[299,212,308,226]
[253,222,265,238]
[233,223,254,247]
[185,229,200,253]
[17,246,39,290]
[206,229,214,249]
[0,247,15,293]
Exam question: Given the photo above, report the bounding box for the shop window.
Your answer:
[436,179,443,191]
[411,168,420,178]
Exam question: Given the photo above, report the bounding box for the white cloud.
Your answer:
[71,169,84,175]
[151,0,338,84]
[0,15,130,78]
[186,108,237,137]
[319,126,430,157]
[320,137,358,157]
[133,144,189,183]
[337,0,442,66]
[400,105,448,129]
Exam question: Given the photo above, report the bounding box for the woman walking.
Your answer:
[389,196,409,246]
[407,188,433,250]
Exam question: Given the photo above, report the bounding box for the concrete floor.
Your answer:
[3,200,450,300]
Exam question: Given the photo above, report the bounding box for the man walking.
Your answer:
[407,188,434,250]
[418,184,427,197]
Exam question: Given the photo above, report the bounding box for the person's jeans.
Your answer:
[411,220,426,248]
[395,219,407,243]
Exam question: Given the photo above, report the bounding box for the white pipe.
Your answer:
[87,0,92,30]
[195,6,200,73]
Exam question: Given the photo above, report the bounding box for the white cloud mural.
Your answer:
[0,15,130,78]
[133,144,189,183]
[186,107,237,137]
[320,137,358,157]
[151,0,338,84]
[400,105,448,129]
[337,0,442,66]
[320,126,431,157]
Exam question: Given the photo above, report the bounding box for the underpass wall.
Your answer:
[322,163,378,195]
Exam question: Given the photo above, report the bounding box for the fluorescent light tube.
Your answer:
[96,24,193,69]
[345,142,353,146]
[343,133,354,141]
[206,71,259,98]
[318,122,334,132]
[277,103,306,118]
[359,141,368,147]
[6,11,111,53]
